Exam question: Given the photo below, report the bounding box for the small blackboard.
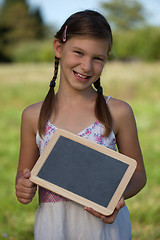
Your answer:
[30,129,137,215]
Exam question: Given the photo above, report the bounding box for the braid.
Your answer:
[38,57,60,137]
[49,57,59,87]
[94,78,112,137]
[52,57,59,81]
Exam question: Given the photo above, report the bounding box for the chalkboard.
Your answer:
[30,129,137,216]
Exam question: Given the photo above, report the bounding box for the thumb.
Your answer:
[116,197,125,210]
[23,169,31,179]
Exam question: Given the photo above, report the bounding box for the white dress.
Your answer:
[34,97,132,240]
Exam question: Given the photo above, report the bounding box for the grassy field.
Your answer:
[0,62,160,239]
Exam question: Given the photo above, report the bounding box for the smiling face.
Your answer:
[54,37,109,93]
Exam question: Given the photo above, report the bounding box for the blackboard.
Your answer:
[30,129,137,215]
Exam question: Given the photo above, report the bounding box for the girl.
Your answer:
[16,10,146,240]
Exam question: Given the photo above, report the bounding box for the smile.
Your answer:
[73,71,91,79]
[77,73,87,79]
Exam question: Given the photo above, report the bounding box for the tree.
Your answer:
[101,0,146,30]
[0,0,45,43]
[0,0,48,61]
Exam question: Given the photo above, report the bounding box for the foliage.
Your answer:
[0,0,48,62]
[0,0,45,42]
[0,62,160,239]
[100,0,160,61]
[101,0,146,30]
[112,26,160,61]
[11,40,54,62]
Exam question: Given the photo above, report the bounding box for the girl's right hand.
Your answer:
[85,197,125,224]
[16,169,37,204]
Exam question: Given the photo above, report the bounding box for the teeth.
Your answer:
[77,73,87,79]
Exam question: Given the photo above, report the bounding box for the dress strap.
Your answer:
[106,96,111,103]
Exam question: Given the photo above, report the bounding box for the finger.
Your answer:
[84,207,101,218]
[16,185,37,200]
[18,197,33,205]
[101,209,119,224]
[16,190,36,200]
[23,169,31,179]
[116,197,125,210]
[18,184,37,194]
[16,181,37,195]
[21,178,36,188]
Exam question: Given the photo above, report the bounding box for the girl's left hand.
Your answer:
[84,197,125,224]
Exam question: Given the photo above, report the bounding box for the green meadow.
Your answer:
[0,62,160,239]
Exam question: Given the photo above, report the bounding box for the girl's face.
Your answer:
[54,37,109,92]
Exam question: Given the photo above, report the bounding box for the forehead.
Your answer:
[64,37,109,56]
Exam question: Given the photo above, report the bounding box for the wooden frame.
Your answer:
[30,129,137,216]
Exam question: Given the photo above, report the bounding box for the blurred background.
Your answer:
[0,0,160,62]
[0,0,160,239]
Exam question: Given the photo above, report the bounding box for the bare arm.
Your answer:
[16,105,40,204]
[115,100,147,199]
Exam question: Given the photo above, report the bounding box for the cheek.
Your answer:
[63,54,78,68]
[94,64,104,75]
[61,56,73,70]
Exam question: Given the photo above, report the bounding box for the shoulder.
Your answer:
[21,102,43,134]
[22,101,42,117]
[108,97,133,115]
[106,97,135,134]
[106,96,133,117]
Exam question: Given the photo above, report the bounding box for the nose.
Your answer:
[81,57,92,73]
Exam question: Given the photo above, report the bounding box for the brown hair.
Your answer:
[38,10,113,137]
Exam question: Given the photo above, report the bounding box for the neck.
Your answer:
[56,82,97,105]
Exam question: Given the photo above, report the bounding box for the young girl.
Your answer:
[16,10,146,240]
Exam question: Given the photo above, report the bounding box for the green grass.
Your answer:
[0,62,160,239]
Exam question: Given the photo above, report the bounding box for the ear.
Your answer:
[53,39,62,58]
[107,51,111,60]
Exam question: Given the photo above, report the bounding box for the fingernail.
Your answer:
[24,172,30,178]
[87,208,92,211]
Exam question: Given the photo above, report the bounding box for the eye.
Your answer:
[74,51,83,56]
[94,57,104,62]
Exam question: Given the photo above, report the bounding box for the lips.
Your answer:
[73,71,91,80]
